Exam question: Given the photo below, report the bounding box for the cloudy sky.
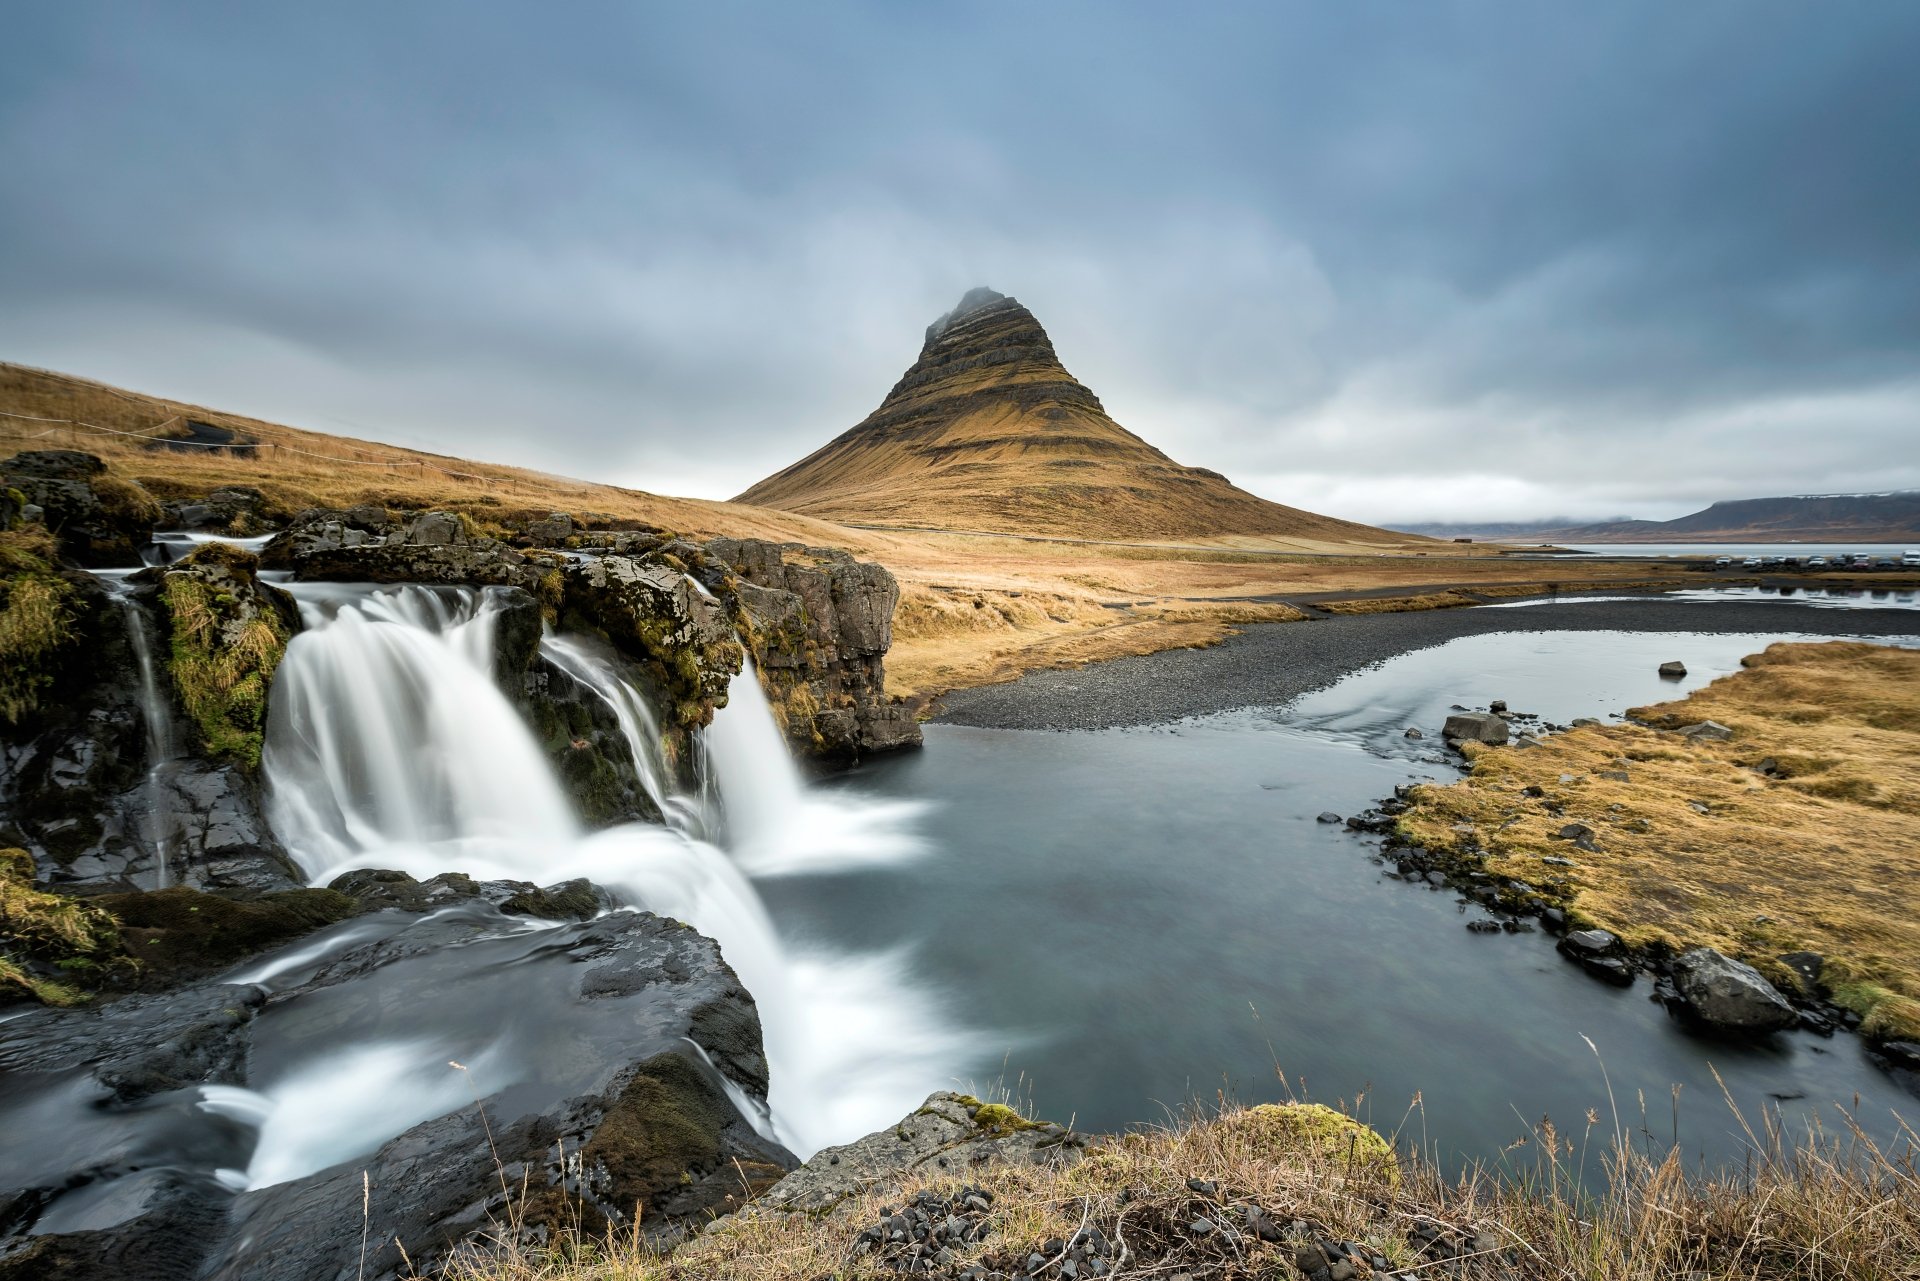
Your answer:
[3,4,1917,525]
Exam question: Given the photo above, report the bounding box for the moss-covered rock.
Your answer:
[526,1049,789,1236]
[97,885,360,986]
[1225,1102,1400,1184]
[559,556,744,779]
[154,543,298,769]
[0,846,126,1005]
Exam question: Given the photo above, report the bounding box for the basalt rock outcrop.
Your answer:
[703,539,921,760]
[0,451,161,568]
[0,896,792,1281]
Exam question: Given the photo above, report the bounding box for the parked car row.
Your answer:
[1711,551,1920,571]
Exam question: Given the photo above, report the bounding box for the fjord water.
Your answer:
[773,628,1920,1166]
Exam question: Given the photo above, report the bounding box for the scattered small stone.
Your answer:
[1687,800,1711,815]
[1597,768,1630,783]
[1489,699,1508,714]
[1466,919,1501,934]
[1571,717,1603,728]
[1404,726,1423,739]
[1316,811,1342,824]
[1541,855,1576,867]
[1677,720,1733,741]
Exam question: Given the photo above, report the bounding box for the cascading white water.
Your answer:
[99,578,177,890]
[263,583,960,1156]
[705,661,932,877]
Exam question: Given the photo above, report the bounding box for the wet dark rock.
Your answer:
[1316,811,1342,824]
[1658,661,1687,678]
[0,569,299,893]
[1666,947,1798,1035]
[1,908,790,1280]
[1777,950,1826,997]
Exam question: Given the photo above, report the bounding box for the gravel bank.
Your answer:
[932,596,1920,730]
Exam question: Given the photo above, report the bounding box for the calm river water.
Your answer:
[765,627,1920,1169]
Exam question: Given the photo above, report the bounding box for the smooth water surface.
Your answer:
[767,628,1920,1168]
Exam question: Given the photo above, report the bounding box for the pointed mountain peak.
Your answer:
[737,291,1400,544]
[925,286,1012,341]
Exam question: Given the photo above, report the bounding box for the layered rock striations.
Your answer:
[737,288,1404,543]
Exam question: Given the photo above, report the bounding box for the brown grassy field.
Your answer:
[436,1094,1920,1281]
[1397,641,1920,1040]
[1,361,1731,700]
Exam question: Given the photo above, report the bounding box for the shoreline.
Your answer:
[931,595,1920,731]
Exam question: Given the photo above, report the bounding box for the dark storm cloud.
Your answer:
[2,2,1917,521]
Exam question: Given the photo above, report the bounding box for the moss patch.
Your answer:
[0,847,126,1005]
[98,885,359,985]
[159,544,290,768]
[1224,1102,1400,1184]
[0,527,80,726]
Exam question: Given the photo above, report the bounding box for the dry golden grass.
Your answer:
[0,363,875,547]
[1,362,1719,700]
[1397,641,1920,1038]
[1318,590,1483,615]
[434,1094,1920,1281]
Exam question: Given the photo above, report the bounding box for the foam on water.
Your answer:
[263,584,960,1157]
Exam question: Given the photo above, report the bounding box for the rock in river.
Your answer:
[1442,712,1509,746]
[1667,946,1798,1035]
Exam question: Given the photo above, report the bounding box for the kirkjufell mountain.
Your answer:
[738,288,1403,542]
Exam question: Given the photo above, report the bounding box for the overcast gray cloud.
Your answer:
[2,2,1917,524]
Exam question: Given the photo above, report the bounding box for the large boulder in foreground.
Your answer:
[1667,946,1798,1035]
[750,1091,1084,1218]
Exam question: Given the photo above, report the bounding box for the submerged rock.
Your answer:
[1658,660,1688,678]
[1667,947,1798,1035]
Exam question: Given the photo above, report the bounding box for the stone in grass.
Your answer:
[1659,660,1687,678]
[1668,947,1797,1035]
[1677,720,1733,741]
[1597,769,1630,782]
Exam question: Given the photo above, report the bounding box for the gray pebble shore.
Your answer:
[932,596,1920,731]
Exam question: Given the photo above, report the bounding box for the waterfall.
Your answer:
[705,663,931,877]
[263,583,959,1156]
[101,578,177,890]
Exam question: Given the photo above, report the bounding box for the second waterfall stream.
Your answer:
[261,583,959,1156]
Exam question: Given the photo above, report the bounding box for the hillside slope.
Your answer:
[0,362,867,547]
[738,289,1406,544]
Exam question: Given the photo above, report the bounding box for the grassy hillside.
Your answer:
[0,363,865,547]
